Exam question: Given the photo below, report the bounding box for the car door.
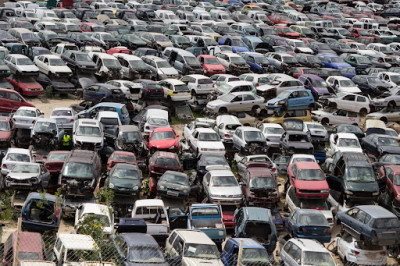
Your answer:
[202,172,212,197]
[189,130,198,150]
[229,95,243,112]
[8,91,26,113]
[84,85,98,101]
[339,94,356,112]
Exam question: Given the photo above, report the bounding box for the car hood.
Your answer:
[0,131,11,140]
[337,147,363,153]
[75,135,103,144]
[77,61,97,68]
[7,172,38,180]
[207,99,225,107]
[345,180,379,192]
[267,97,285,105]
[256,84,275,92]
[182,257,223,266]
[379,145,400,155]
[159,68,178,75]
[312,86,330,94]
[209,185,241,196]
[149,139,177,149]
[198,141,225,149]
[204,64,225,71]
[111,178,140,189]
[50,65,72,73]
[18,65,39,72]
[295,180,329,190]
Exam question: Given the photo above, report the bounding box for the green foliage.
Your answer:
[75,215,107,242]
[142,178,150,195]
[0,191,13,220]
[44,85,53,98]
[97,187,114,206]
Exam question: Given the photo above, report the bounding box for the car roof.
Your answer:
[97,111,120,118]
[288,238,327,252]
[121,233,159,247]
[57,234,96,250]
[174,229,216,244]
[357,205,398,218]
[6,148,30,155]
[135,199,165,207]
[230,238,265,249]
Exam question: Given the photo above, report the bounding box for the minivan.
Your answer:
[0,88,35,114]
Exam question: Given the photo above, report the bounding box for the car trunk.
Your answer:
[22,199,59,233]
[244,221,271,245]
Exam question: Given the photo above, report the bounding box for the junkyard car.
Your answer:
[5,162,50,190]
[232,126,268,155]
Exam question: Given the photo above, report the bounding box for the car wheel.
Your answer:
[329,102,337,109]
[359,108,367,116]
[252,105,259,115]
[380,117,388,123]
[219,107,227,114]
[321,118,329,125]
[389,101,396,109]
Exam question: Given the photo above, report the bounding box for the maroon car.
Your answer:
[149,151,181,196]
[0,116,15,148]
[107,151,137,171]
[44,151,70,175]
[240,163,280,208]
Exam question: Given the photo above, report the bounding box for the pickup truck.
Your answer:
[131,199,170,241]
[188,203,226,245]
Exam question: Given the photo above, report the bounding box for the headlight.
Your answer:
[183,189,189,193]
[345,190,353,195]
[274,102,279,106]
[159,185,165,189]
[109,183,114,188]
[396,194,400,199]
[372,192,379,196]
[133,186,139,190]
[321,189,329,193]
[169,145,175,149]
[278,100,286,105]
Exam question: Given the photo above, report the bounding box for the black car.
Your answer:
[352,75,391,97]
[157,171,190,199]
[280,119,313,155]
[107,163,142,199]
[196,153,229,179]
[294,53,323,68]
[112,233,168,265]
[37,30,63,49]
[326,151,379,204]
[136,79,164,100]
[64,32,99,48]
[330,124,365,140]
[116,34,147,50]
[133,48,159,58]
[81,79,125,104]
[61,50,97,74]
[361,134,400,158]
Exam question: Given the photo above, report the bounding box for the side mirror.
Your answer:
[277,183,281,187]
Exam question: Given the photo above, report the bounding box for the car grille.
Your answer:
[353,191,373,198]
[294,148,312,154]
[299,189,323,194]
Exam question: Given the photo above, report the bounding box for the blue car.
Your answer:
[341,67,357,79]
[319,53,352,69]
[284,209,331,243]
[266,89,314,113]
[222,238,271,266]
[77,102,130,125]
[218,36,249,53]
[241,36,263,52]
[240,52,270,73]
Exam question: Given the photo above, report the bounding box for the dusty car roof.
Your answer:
[175,229,216,244]
[242,207,272,222]
[57,234,97,250]
[357,205,398,218]
[122,233,160,247]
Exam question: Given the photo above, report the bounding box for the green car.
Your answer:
[107,163,142,198]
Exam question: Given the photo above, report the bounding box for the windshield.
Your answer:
[377,137,399,147]
[372,217,400,229]
[129,60,147,69]
[63,162,93,178]
[21,33,38,41]
[312,80,327,87]
[299,214,328,226]
[250,176,276,189]
[77,126,101,137]
[152,131,175,140]
[6,153,30,162]
[75,54,91,62]
[47,153,68,162]
[198,132,220,141]
[220,94,235,102]
[255,57,269,64]
[303,251,335,266]
[34,121,57,132]
[212,175,238,187]
[184,244,220,259]
[244,131,265,142]
[242,248,270,263]
[49,59,65,66]
[103,59,121,68]
[113,168,139,179]
[160,172,188,185]
[390,75,400,84]
[121,131,141,141]
[231,39,245,47]
[282,56,297,64]
[155,157,179,167]
[128,247,165,263]
[0,121,10,131]
[148,118,168,125]
[52,110,72,116]
[185,56,199,66]
[12,164,38,173]
[17,58,33,65]
[231,56,246,64]
[338,138,360,148]
[203,155,227,165]
[114,154,136,162]
[154,35,169,42]
[339,80,356,87]
[156,61,171,68]
[100,118,119,126]
[346,166,376,182]
[265,127,283,135]
[298,169,325,181]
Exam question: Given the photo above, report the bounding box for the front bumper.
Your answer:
[158,189,188,199]
[295,233,331,243]
[210,197,242,205]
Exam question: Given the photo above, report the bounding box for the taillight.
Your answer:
[224,134,230,137]
[145,126,150,130]
[70,119,74,122]
[146,89,153,93]
[352,249,360,255]
[2,164,6,168]
[301,227,307,233]
[272,168,276,172]
[323,228,331,234]
[160,89,163,93]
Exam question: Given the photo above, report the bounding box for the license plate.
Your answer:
[267,110,273,114]
[167,191,179,197]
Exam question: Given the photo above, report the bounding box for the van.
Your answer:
[0,88,35,114]
[162,47,203,75]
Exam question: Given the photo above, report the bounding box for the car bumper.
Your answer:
[158,189,188,199]
[171,95,192,101]
[346,254,386,265]
[210,197,242,205]
[295,233,331,243]
[23,89,44,96]
[296,192,329,199]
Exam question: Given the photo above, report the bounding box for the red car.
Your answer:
[107,151,137,171]
[268,14,293,25]
[6,76,43,96]
[197,55,225,76]
[382,165,400,206]
[271,26,300,39]
[0,116,15,148]
[349,28,375,43]
[287,162,329,199]
[149,151,181,195]
[240,163,280,208]
[148,127,179,153]
[44,151,70,175]
[107,47,133,55]
[0,88,35,114]
[221,205,236,230]
[288,67,314,79]
[79,22,103,32]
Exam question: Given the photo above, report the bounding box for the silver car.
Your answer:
[206,92,265,114]
[50,107,77,129]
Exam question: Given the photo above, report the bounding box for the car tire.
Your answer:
[219,107,227,114]
[380,117,388,123]
[389,101,396,109]
[321,118,329,125]
[252,105,259,115]
[359,108,367,116]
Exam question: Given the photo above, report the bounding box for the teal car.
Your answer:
[266,89,314,113]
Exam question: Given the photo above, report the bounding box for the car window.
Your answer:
[9,92,22,102]
[223,240,233,252]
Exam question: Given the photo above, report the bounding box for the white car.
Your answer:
[285,186,334,226]
[72,119,104,151]
[159,79,191,101]
[280,238,336,266]
[288,154,317,165]
[143,109,170,135]
[311,108,360,126]
[187,127,225,157]
[214,115,242,143]
[327,93,370,115]
[232,126,267,155]
[182,118,215,139]
[377,71,400,88]
[258,123,284,148]
[1,148,33,176]
[106,80,143,101]
[336,232,387,265]
[50,107,77,129]
[202,165,242,205]
[329,132,362,154]
[13,106,43,129]
[206,92,265,114]
[142,55,178,80]
[326,76,361,94]
[181,74,214,95]
[75,203,114,235]
[4,54,39,76]
[303,122,328,143]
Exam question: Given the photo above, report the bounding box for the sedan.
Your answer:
[311,108,360,126]
[13,106,43,129]
[361,134,400,158]
[284,209,331,243]
[107,163,141,198]
[148,127,179,153]
[206,92,265,114]
[107,151,137,171]
[5,162,50,190]
[50,107,77,129]
[157,171,190,200]
[336,205,400,246]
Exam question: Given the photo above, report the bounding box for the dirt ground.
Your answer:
[1,97,398,264]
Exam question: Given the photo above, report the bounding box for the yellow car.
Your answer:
[289,25,315,38]
[261,109,312,126]
[242,4,263,13]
